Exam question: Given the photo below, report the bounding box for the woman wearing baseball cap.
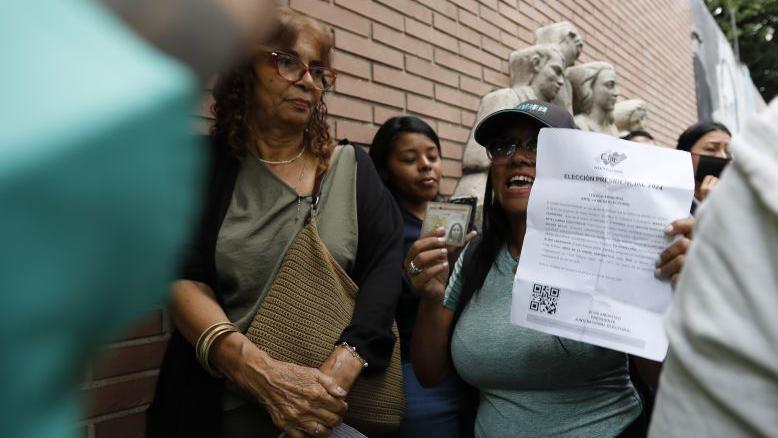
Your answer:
[404,101,693,437]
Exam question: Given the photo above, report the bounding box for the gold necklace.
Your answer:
[255,143,305,165]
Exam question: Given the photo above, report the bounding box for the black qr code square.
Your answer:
[530,284,560,315]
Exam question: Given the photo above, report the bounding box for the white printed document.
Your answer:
[511,129,694,361]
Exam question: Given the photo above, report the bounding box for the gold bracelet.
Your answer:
[196,322,239,377]
[337,342,368,369]
[198,323,239,377]
[200,323,239,376]
[196,324,228,370]
[196,324,224,376]
[195,322,226,356]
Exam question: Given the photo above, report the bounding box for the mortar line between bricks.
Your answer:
[79,404,151,428]
[103,333,170,350]
[81,369,159,390]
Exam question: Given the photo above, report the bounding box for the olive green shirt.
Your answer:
[215,147,358,433]
[215,146,358,331]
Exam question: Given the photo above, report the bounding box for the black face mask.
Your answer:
[695,154,731,183]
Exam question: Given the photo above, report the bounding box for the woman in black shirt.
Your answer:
[370,116,473,437]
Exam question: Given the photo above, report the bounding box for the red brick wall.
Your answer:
[300,0,697,195]
[77,310,167,437]
[83,1,697,436]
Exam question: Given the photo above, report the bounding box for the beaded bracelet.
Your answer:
[196,321,240,377]
[337,341,368,369]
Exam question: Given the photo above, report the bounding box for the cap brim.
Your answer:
[474,109,551,147]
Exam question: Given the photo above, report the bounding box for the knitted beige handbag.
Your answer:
[246,191,404,436]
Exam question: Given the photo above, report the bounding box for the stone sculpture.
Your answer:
[568,61,620,136]
[535,21,584,113]
[614,99,648,137]
[452,21,585,225]
[455,46,567,214]
[460,45,566,172]
[510,45,567,104]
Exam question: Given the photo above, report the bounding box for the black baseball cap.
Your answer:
[474,100,576,147]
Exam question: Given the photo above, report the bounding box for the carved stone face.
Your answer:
[534,53,566,102]
[559,27,583,66]
[592,69,618,112]
[629,107,647,130]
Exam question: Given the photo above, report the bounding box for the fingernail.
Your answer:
[654,268,661,277]
[437,226,446,232]
[441,248,448,255]
[437,237,446,243]
[335,386,347,396]
[655,258,662,267]
[664,225,674,234]
[443,262,449,267]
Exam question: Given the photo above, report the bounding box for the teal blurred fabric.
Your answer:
[0,1,204,437]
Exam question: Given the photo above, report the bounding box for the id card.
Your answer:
[421,201,472,247]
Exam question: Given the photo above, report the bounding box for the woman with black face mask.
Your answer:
[676,121,732,213]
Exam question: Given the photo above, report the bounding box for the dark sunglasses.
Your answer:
[486,137,538,163]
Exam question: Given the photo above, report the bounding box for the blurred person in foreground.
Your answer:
[147,8,403,438]
[649,100,778,437]
[676,121,732,212]
[0,1,276,437]
[370,116,476,437]
[406,101,694,437]
[100,0,279,79]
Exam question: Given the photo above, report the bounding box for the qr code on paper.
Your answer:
[529,284,560,315]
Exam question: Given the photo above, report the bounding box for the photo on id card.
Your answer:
[421,201,472,247]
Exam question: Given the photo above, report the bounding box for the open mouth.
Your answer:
[506,175,534,189]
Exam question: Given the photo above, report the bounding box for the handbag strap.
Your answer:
[309,167,325,219]
[307,144,352,221]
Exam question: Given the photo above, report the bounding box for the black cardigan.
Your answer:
[147,136,403,437]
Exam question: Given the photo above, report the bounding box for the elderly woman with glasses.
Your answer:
[405,101,694,437]
[148,8,404,438]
